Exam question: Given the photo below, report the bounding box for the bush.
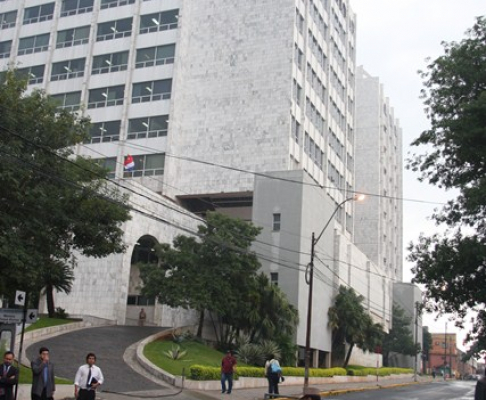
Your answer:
[189,365,347,380]
[347,367,413,376]
[54,307,68,319]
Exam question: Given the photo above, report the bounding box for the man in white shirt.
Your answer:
[74,353,104,400]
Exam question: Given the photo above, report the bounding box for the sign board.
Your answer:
[15,290,26,306]
[0,309,38,324]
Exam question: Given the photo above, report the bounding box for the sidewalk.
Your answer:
[188,375,433,400]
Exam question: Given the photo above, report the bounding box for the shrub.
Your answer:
[54,307,68,319]
[237,343,265,366]
[163,345,187,360]
[347,367,413,376]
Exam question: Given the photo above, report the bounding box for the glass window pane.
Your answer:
[62,0,77,12]
[129,118,146,132]
[112,51,128,65]
[156,44,175,58]
[18,37,34,50]
[145,154,164,170]
[74,26,90,40]
[116,18,132,32]
[160,9,178,24]
[150,116,167,131]
[40,3,55,16]
[153,79,171,94]
[36,34,50,46]
[89,88,105,102]
[65,92,80,106]
[136,47,155,63]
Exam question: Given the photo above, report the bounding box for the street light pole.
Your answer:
[303,194,365,387]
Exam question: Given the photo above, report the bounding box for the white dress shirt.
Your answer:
[74,364,104,390]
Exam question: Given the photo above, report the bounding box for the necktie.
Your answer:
[87,367,92,388]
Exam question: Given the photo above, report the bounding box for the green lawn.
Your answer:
[18,365,72,385]
[25,316,80,332]
[143,339,226,376]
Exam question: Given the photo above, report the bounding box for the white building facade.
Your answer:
[1,0,400,367]
[354,66,403,282]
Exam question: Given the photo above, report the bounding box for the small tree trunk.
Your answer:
[196,309,205,338]
[343,342,355,368]
[46,285,55,318]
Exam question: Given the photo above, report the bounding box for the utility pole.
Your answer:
[414,302,419,382]
[444,322,447,380]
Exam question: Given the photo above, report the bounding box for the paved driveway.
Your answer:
[26,325,169,393]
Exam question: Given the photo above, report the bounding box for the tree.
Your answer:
[328,285,383,368]
[407,16,486,345]
[0,71,131,306]
[139,212,262,339]
[422,326,433,373]
[382,304,420,366]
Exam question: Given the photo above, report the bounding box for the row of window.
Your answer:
[1,0,168,29]
[99,153,165,178]
[50,79,172,111]
[0,10,178,58]
[87,115,169,144]
[15,44,174,84]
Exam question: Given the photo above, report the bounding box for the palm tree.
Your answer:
[328,285,383,368]
[246,273,299,343]
[38,259,74,318]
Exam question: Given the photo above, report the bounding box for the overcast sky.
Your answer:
[349,1,485,348]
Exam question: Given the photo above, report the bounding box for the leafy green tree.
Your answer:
[0,71,131,308]
[422,326,433,373]
[382,304,420,366]
[407,16,486,345]
[328,285,383,368]
[139,212,262,339]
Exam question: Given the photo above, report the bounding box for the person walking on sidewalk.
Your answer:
[221,350,237,394]
[31,347,55,400]
[265,355,282,396]
[74,353,104,400]
[0,351,18,400]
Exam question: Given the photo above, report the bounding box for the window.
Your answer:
[60,0,93,17]
[123,153,165,177]
[51,58,85,81]
[132,79,172,103]
[128,115,168,139]
[18,34,50,56]
[135,44,175,68]
[96,18,132,41]
[0,10,17,29]
[23,3,55,24]
[92,51,128,74]
[273,213,281,231]
[16,65,45,84]
[56,26,90,48]
[93,157,116,178]
[51,91,82,111]
[87,85,125,109]
[270,272,279,286]
[139,9,179,34]
[100,0,135,9]
[87,120,121,143]
[126,295,155,306]
[0,40,11,59]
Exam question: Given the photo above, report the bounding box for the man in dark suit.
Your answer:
[31,347,55,400]
[0,351,18,400]
[475,372,486,400]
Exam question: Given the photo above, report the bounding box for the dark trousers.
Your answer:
[31,388,53,400]
[221,372,233,393]
[78,389,96,400]
[267,373,280,395]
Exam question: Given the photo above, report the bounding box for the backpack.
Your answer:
[270,360,282,374]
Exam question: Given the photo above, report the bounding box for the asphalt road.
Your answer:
[26,325,169,393]
[326,380,476,400]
